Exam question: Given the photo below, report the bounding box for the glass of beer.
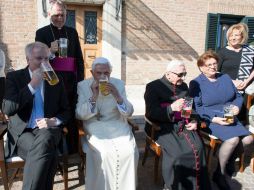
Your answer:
[181,97,193,118]
[224,105,234,124]
[99,76,110,96]
[41,62,59,85]
[59,38,68,58]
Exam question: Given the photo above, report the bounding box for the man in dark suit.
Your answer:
[35,0,84,153]
[2,41,70,190]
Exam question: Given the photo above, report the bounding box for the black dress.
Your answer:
[218,46,251,123]
[218,47,242,80]
[144,76,211,190]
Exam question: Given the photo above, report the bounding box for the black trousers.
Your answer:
[16,127,62,190]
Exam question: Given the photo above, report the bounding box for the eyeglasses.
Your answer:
[171,71,187,78]
[34,56,49,62]
[52,14,66,18]
[204,63,217,68]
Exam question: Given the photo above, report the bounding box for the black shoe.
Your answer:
[212,173,231,190]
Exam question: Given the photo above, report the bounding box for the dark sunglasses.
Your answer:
[171,71,187,78]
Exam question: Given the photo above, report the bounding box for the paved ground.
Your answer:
[1,118,254,190]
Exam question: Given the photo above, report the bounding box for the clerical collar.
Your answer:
[160,75,183,99]
[50,23,68,41]
[50,23,63,30]
[160,75,173,86]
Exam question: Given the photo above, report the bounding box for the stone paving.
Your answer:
[0,118,254,190]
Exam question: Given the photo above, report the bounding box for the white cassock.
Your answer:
[76,77,139,190]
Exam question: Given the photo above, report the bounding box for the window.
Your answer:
[205,13,254,51]
[84,11,97,44]
[65,10,76,29]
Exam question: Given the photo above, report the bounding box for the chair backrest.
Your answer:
[0,123,25,190]
[143,116,161,155]
[144,116,160,140]
[0,122,71,190]
[142,116,162,183]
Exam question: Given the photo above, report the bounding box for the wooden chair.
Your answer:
[199,122,254,173]
[199,94,254,173]
[0,109,7,124]
[142,116,162,183]
[246,95,254,173]
[77,119,86,183]
[0,118,69,190]
[251,157,254,172]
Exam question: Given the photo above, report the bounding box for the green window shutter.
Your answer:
[205,13,219,51]
[242,17,254,44]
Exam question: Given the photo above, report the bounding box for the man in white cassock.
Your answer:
[75,57,139,190]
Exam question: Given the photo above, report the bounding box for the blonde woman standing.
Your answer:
[218,23,254,121]
[218,23,254,91]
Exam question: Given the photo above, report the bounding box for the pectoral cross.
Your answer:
[96,111,102,121]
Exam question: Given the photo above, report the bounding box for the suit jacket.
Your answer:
[2,67,70,157]
[35,24,84,82]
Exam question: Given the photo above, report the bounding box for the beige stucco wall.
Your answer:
[101,0,122,79]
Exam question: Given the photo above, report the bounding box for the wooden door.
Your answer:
[66,5,102,78]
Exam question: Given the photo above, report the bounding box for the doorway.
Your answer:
[65,4,102,78]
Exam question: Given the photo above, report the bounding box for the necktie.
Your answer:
[28,84,44,128]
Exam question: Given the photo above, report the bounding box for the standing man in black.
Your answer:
[2,41,70,190]
[35,0,84,153]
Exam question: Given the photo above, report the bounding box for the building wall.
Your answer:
[0,0,37,71]
[101,0,122,79]
[0,0,122,77]
[1,0,254,83]
[122,0,254,85]
[37,0,51,28]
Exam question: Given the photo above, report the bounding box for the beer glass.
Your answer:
[181,97,193,118]
[99,76,110,96]
[41,62,59,85]
[224,105,234,124]
[59,38,68,58]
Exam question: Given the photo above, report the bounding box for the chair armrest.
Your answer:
[144,116,160,131]
[0,124,7,162]
[247,95,254,110]
[200,121,207,129]
[127,118,139,131]
[62,126,68,135]
[144,116,161,140]
[76,119,86,137]
[0,124,7,139]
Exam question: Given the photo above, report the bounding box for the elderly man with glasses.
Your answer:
[144,60,211,190]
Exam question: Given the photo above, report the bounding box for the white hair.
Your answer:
[49,0,67,15]
[166,60,185,72]
[92,57,112,72]
[25,42,49,58]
